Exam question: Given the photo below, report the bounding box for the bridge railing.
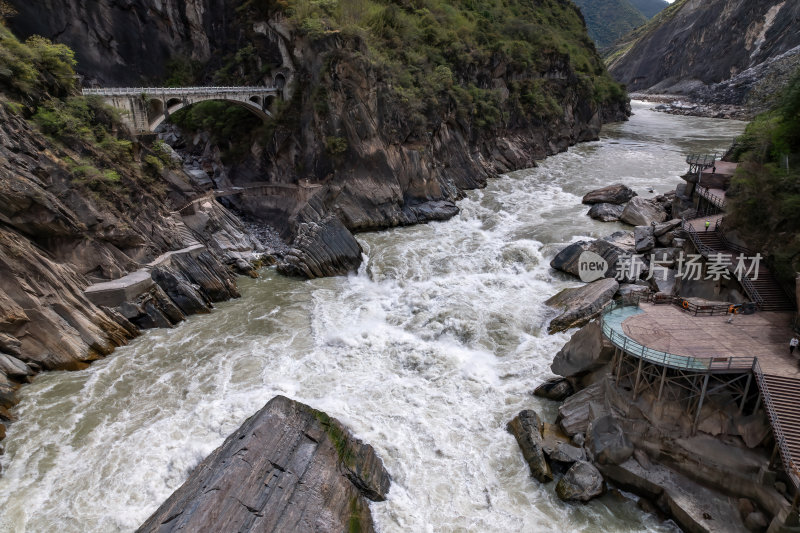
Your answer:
[82,86,278,96]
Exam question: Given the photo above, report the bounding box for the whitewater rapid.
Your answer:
[0,102,745,532]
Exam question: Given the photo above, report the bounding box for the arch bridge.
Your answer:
[81,86,280,133]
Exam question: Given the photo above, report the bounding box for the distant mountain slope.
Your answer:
[572,0,647,49]
[628,0,668,19]
[606,0,800,111]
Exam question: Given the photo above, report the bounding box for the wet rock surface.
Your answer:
[545,278,619,333]
[507,410,553,483]
[555,461,604,502]
[138,395,391,533]
[582,184,637,205]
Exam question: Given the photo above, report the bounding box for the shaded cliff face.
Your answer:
[607,0,800,98]
[8,0,233,85]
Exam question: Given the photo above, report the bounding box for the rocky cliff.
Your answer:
[8,0,630,278]
[137,395,391,533]
[606,0,800,115]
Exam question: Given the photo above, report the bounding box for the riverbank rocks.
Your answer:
[507,410,553,483]
[137,395,391,533]
[634,225,655,253]
[545,279,618,334]
[551,240,622,280]
[620,197,668,226]
[533,377,574,401]
[551,322,615,377]
[586,415,634,466]
[587,203,625,222]
[582,184,637,205]
[555,461,604,502]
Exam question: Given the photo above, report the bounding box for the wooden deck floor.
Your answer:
[622,303,799,378]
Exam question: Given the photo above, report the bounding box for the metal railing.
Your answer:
[647,293,740,316]
[685,153,718,167]
[82,86,279,96]
[695,185,726,211]
[752,359,800,490]
[600,298,756,372]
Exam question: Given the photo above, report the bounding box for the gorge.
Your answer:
[0,102,746,531]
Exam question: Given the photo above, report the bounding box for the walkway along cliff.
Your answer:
[519,154,800,532]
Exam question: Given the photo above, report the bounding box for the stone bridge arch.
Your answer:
[82,87,280,133]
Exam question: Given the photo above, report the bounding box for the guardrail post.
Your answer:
[633,358,644,400]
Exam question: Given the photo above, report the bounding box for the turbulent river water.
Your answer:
[0,102,746,532]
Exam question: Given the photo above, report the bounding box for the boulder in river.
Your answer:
[545,278,618,334]
[550,322,615,377]
[137,395,391,533]
[507,410,553,483]
[587,203,625,222]
[620,197,668,226]
[555,461,604,502]
[582,184,637,205]
[533,377,574,401]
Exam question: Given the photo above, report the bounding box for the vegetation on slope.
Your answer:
[571,0,647,50]
[604,0,689,65]
[628,0,668,19]
[0,19,171,201]
[726,69,800,285]
[177,0,626,148]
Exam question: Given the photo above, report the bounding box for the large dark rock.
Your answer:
[555,461,604,502]
[533,377,574,401]
[587,203,625,222]
[545,278,618,334]
[620,197,668,226]
[582,184,637,205]
[507,410,553,483]
[138,395,391,533]
[634,225,655,253]
[587,415,634,466]
[278,200,363,279]
[550,239,625,281]
[551,322,615,378]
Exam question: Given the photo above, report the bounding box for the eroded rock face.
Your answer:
[545,279,619,334]
[620,197,668,226]
[137,395,391,533]
[587,415,634,466]
[551,322,615,377]
[507,410,553,483]
[582,184,637,205]
[550,239,627,281]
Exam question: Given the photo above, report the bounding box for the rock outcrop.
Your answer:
[137,395,391,533]
[545,278,619,333]
[551,322,615,378]
[587,203,625,222]
[582,184,637,205]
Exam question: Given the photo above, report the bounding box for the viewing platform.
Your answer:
[602,297,800,494]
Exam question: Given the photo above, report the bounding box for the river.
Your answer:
[0,102,746,532]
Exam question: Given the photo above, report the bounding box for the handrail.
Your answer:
[695,185,726,211]
[81,86,279,96]
[752,359,800,490]
[681,218,766,309]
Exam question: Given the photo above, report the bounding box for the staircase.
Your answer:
[682,218,796,312]
[759,374,800,487]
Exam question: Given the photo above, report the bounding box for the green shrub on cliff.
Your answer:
[0,24,75,99]
[727,70,800,285]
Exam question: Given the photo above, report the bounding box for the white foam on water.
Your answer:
[0,103,745,532]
